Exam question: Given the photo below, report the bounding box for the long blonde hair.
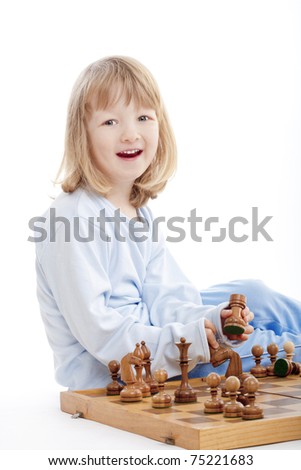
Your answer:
[57,56,177,208]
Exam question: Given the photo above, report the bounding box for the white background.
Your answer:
[0,0,300,452]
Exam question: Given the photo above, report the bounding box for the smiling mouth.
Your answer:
[116,149,143,159]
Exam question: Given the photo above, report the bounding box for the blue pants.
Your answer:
[189,279,301,377]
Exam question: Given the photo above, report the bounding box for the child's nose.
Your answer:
[120,124,140,142]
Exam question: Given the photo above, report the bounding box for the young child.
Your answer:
[35,56,301,390]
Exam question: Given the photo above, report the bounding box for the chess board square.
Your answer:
[142,407,180,415]
[259,382,283,389]
[262,397,298,407]
[179,416,224,425]
[263,406,297,416]
[111,401,131,406]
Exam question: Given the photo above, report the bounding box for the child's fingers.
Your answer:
[226,324,254,341]
[242,308,254,323]
[220,309,233,319]
[244,324,254,335]
[221,307,254,324]
[204,319,219,349]
[204,319,217,334]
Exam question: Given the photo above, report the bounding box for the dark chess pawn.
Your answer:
[204,372,224,414]
[250,345,267,378]
[223,376,244,418]
[266,343,279,376]
[152,369,172,408]
[106,360,123,396]
[242,376,263,420]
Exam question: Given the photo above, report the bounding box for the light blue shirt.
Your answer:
[35,188,228,390]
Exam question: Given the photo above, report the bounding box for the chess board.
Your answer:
[60,375,301,450]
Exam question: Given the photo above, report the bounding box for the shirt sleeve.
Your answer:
[142,217,230,345]
[37,217,213,380]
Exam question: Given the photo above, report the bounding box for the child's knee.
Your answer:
[231,279,268,299]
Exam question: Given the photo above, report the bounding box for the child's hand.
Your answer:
[204,319,219,350]
[221,307,254,341]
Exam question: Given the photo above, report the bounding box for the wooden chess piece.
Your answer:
[210,343,242,397]
[237,372,254,405]
[223,294,247,335]
[174,337,197,403]
[250,345,267,378]
[284,340,295,362]
[242,376,263,420]
[133,343,151,397]
[210,344,242,377]
[204,372,224,413]
[141,341,159,394]
[274,341,301,377]
[223,376,244,418]
[106,360,123,395]
[266,343,279,376]
[120,353,143,402]
[151,369,172,408]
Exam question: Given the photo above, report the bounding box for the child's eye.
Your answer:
[103,119,117,126]
[138,115,149,122]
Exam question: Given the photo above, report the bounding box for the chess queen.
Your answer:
[35,56,301,390]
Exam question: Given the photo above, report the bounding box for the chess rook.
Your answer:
[223,294,247,335]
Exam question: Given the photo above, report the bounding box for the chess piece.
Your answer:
[274,341,301,377]
[106,360,123,395]
[242,376,263,420]
[210,344,242,377]
[266,343,279,376]
[250,345,267,378]
[120,353,143,402]
[237,372,254,405]
[204,372,224,413]
[141,341,159,394]
[133,343,151,397]
[284,341,295,362]
[223,294,247,335]
[174,338,197,403]
[210,344,242,399]
[223,376,244,418]
[151,369,172,408]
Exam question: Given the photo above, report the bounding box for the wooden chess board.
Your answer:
[60,375,301,450]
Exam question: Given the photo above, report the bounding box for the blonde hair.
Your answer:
[57,56,177,208]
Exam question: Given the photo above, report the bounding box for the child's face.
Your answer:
[86,92,159,192]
